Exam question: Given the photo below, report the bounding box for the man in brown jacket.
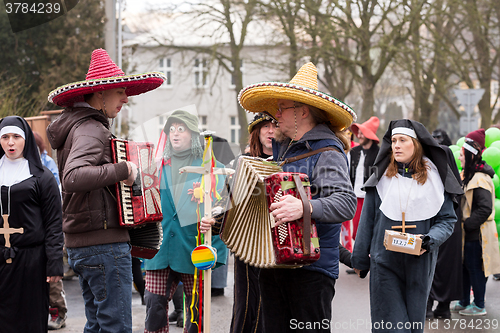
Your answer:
[46,49,165,333]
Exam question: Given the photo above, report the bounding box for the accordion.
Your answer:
[220,156,320,267]
[111,139,163,259]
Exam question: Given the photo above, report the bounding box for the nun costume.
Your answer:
[351,119,462,333]
[0,116,63,333]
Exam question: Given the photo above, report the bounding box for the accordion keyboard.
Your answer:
[114,140,135,225]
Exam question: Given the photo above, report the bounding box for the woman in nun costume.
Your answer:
[0,116,63,333]
[351,119,462,333]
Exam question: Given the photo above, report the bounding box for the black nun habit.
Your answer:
[0,116,63,333]
[351,119,462,333]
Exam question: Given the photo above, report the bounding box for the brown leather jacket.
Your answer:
[47,106,130,248]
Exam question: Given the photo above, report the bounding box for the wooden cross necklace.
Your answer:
[0,186,24,264]
[391,174,416,234]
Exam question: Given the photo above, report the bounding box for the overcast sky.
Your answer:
[123,0,186,13]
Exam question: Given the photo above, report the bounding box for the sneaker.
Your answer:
[450,302,467,312]
[48,310,67,330]
[459,304,487,316]
[493,274,500,281]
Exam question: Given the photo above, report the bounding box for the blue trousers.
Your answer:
[68,242,132,333]
[461,240,486,308]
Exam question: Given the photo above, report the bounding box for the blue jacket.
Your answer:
[273,124,356,279]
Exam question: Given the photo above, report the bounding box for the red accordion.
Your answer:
[265,172,320,266]
[220,156,320,267]
[111,139,163,259]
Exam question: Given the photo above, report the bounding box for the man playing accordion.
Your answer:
[47,48,165,333]
[202,62,357,332]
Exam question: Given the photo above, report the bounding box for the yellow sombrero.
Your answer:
[238,62,356,130]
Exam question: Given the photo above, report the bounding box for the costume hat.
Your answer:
[163,110,200,134]
[363,119,462,196]
[247,112,276,133]
[466,129,485,151]
[48,49,166,107]
[0,116,44,177]
[351,116,380,143]
[238,62,356,130]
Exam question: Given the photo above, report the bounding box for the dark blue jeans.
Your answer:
[68,242,133,333]
[259,268,336,333]
[461,240,486,309]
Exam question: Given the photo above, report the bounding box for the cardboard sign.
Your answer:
[384,230,422,255]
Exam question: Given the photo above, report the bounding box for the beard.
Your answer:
[274,128,288,143]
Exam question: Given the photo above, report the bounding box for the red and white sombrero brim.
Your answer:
[48,72,166,107]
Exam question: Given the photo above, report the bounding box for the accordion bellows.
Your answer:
[111,139,163,259]
[221,156,320,267]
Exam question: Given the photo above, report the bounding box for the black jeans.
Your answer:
[259,268,336,333]
[461,240,486,308]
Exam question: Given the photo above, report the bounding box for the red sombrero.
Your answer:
[48,49,166,107]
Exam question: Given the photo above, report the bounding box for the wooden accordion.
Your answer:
[220,156,320,267]
[111,139,163,259]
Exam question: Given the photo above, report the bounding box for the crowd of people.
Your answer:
[1,47,500,333]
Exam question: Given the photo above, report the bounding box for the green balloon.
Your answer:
[482,147,500,169]
[495,199,500,221]
[453,150,462,171]
[486,127,500,147]
[494,175,500,198]
[490,141,500,151]
[456,137,465,147]
[449,145,460,153]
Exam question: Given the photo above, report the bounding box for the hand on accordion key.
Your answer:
[270,195,306,226]
[123,161,138,186]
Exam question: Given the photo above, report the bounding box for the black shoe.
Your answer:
[434,301,451,319]
[493,274,500,281]
[346,269,356,274]
[176,311,183,327]
[211,288,224,297]
[433,308,451,319]
[426,299,434,319]
[169,310,182,323]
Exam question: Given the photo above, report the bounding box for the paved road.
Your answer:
[57,257,500,332]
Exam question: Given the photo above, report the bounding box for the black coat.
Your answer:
[0,170,63,332]
[349,143,380,187]
[429,146,463,302]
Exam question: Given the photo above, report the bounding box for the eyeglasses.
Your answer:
[277,105,296,115]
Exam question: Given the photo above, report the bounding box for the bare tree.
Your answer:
[395,0,461,128]
[327,0,426,121]
[448,0,500,127]
[146,0,259,151]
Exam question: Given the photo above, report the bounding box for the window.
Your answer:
[230,59,244,88]
[230,116,240,143]
[199,115,208,132]
[194,58,209,88]
[159,58,172,87]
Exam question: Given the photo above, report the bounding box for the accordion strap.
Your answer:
[292,174,312,255]
[278,147,340,166]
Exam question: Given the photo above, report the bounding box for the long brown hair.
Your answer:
[249,120,272,157]
[386,137,428,185]
[306,103,350,151]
